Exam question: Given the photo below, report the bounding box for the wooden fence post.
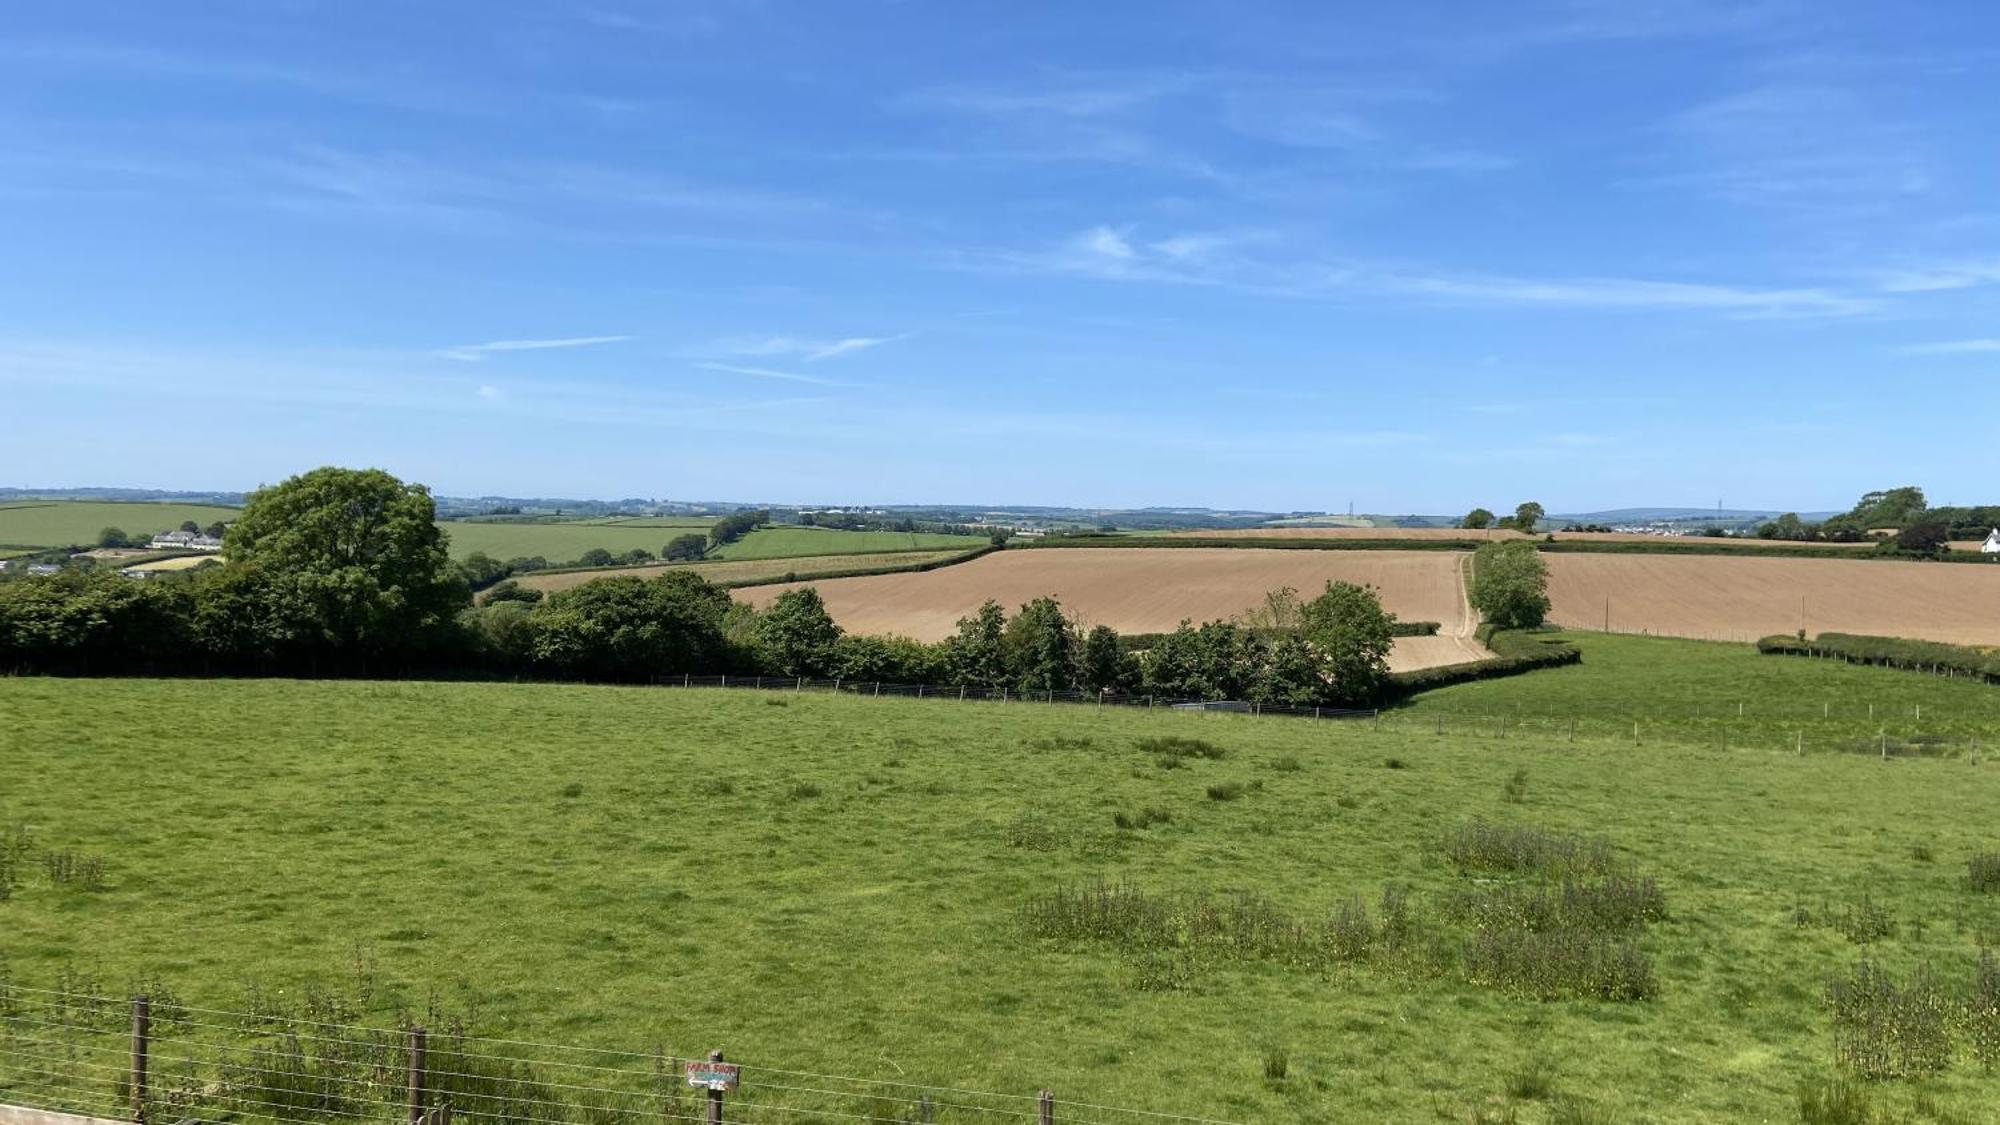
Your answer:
[1038,1089,1054,1125]
[130,996,150,1125]
[408,1027,428,1125]
[919,1095,934,1123]
[707,1050,726,1125]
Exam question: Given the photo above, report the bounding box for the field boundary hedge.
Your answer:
[720,544,1000,589]
[1385,627,1583,697]
[1756,632,2000,684]
[498,545,996,594]
[1019,534,2000,563]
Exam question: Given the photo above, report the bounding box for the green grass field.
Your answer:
[0,501,241,550]
[706,526,987,561]
[439,521,982,563]
[4,672,1998,1122]
[1394,631,2000,755]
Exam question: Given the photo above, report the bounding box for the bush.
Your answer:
[1112,807,1173,830]
[1463,928,1657,1001]
[1796,1077,1874,1125]
[1469,542,1551,629]
[1826,960,1954,1078]
[1970,851,2000,893]
[1386,628,1580,696]
[1443,821,1615,877]
[1136,736,1226,761]
[1758,632,2000,684]
[1205,781,1246,802]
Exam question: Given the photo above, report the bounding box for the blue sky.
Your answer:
[4,1,2000,511]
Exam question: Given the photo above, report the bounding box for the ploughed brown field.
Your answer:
[738,548,1491,671]
[1174,527,1875,548]
[504,550,970,598]
[1546,554,2000,644]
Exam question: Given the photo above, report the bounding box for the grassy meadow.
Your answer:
[705,526,988,561]
[1394,631,2000,755]
[0,501,240,550]
[4,674,1999,1122]
[506,548,977,597]
[439,520,982,564]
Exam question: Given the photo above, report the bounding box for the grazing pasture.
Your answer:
[739,546,1472,643]
[1397,630,2000,752]
[440,520,978,564]
[503,549,975,596]
[1,676,1997,1122]
[1545,553,2000,644]
[0,501,239,549]
[705,526,986,560]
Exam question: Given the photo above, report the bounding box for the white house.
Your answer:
[1983,528,2000,555]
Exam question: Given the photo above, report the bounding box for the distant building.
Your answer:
[148,531,224,551]
[1983,529,2000,555]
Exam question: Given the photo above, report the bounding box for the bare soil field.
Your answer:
[1546,553,2000,643]
[739,548,1485,669]
[506,550,971,598]
[1174,527,1874,548]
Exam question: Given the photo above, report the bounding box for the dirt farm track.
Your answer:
[1546,554,2000,644]
[739,548,1490,671]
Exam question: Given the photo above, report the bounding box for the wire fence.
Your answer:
[0,986,1239,1125]
[654,673,1384,723]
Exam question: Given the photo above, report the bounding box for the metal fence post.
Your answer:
[707,1050,726,1125]
[1038,1089,1054,1125]
[130,996,150,1125]
[408,1026,428,1125]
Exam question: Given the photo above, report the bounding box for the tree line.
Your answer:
[2,467,1514,708]
[1755,486,1972,557]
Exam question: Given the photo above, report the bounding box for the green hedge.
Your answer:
[1116,619,1439,654]
[1386,627,1582,696]
[1018,534,2000,564]
[1756,632,2000,682]
[720,544,999,589]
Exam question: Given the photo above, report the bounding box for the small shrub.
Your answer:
[1137,736,1225,761]
[1261,1047,1289,1081]
[559,781,584,798]
[1909,841,1934,863]
[1205,782,1245,802]
[1113,807,1173,831]
[43,849,106,891]
[1270,755,1303,773]
[1446,876,1665,935]
[1335,793,1360,809]
[1969,950,2000,1071]
[1970,851,2000,893]
[1548,1097,1611,1125]
[1444,821,1614,877]
[1796,1077,1873,1125]
[1504,1053,1555,1100]
[786,781,822,801]
[1830,896,1896,945]
[763,697,788,707]
[1463,928,1657,1001]
[1383,756,1409,770]
[1501,768,1530,804]
[1826,959,1954,1079]
[1003,812,1070,852]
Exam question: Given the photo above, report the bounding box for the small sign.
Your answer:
[685,1060,741,1092]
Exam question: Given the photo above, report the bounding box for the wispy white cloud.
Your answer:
[438,335,632,362]
[1876,262,2000,293]
[1010,224,1874,316]
[693,361,849,386]
[710,334,906,363]
[1899,339,2000,355]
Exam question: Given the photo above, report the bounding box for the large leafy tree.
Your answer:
[529,570,735,680]
[224,467,468,664]
[1508,502,1545,533]
[943,599,1008,689]
[1298,581,1396,707]
[755,586,844,676]
[1079,624,1127,693]
[1469,541,1551,629]
[1006,596,1077,692]
[1461,508,1495,530]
